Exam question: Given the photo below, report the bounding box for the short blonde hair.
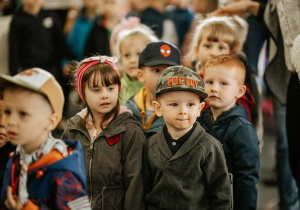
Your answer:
[203,54,246,85]
[191,17,236,60]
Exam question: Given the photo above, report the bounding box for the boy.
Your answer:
[125,40,181,139]
[0,68,90,209]
[144,65,231,209]
[198,54,260,209]
[0,97,16,193]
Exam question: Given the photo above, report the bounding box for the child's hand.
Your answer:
[5,186,24,210]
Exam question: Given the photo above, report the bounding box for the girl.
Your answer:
[110,17,158,105]
[61,55,146,209]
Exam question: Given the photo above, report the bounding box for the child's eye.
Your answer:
[205,81,213,84]
[108,87,114,91]
[204,44,211,48]
[19,111,28,117]
[188,103,195,107]
[93,88,100,92]
[4,110,11,115]
[221,82,227,86]
[153,69,160,73]
[124,53,130,58]
[170,103,178,106]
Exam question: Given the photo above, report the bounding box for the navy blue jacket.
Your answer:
[198,104,260,210]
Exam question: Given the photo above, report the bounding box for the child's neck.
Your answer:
[145,94,155,111]
[86,7,98,18]
[23,5,41,16]
[22,132,48,154]
[150,1,167,13]
[91,115,104,129]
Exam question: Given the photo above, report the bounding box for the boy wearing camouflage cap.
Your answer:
[143,66,231,209]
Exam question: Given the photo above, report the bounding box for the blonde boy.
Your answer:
[0,68,90,209]
[198,54,260,209]
[125,41,181,139]
[144,65,231,209]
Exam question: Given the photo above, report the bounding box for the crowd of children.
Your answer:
[1,0,300,209]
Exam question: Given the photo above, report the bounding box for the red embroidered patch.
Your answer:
[106,135,120,146]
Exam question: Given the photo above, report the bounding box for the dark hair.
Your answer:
[74,62,121,130]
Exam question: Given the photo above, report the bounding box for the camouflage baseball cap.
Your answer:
[155,66,208,99]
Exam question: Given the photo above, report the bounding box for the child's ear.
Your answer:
[236,84,247,99]
[137,70,145,83]
[233,41,240,54]
[47,113,60,131]
[152,100,163,117]
[197,102,206,117]
[193,45,199,59]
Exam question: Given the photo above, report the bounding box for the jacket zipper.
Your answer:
[89,141,94,204]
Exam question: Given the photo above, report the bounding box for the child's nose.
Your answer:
[211,83,219,92]
[5,115,16,127]
[179,106,187,115]
[101,90,109,98]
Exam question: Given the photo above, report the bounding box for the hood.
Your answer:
[202,104,249,125]
[27,139,87,189]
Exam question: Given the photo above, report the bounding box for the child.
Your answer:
[0,68,90,209]
[125,41,181,140]
[61,55,146,209]
[144,65,231,209]
[191,16,263,149]
[0,96,16,193]
[198,55,260,209]
[112,18,158,105]
[136,0,179,46]
[9,0,74,78]
[181,0,218,68]
[84,0,130,57]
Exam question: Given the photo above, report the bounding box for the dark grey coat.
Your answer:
[144,122,231,210]
[62,112,146,210]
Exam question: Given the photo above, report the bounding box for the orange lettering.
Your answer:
[168,78,172,86]
[175,77,179,85]
[186,78,190,86]
[179,77,184,85]
[195,81,199,88]
[190,79,194,87]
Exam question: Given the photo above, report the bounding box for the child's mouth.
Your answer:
[8,131,17,139]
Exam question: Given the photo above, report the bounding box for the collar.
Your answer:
[134,87,157,131]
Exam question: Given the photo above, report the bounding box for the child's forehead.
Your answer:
[160,91,200,101]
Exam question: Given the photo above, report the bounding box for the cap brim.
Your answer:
[143,60,180,68]
[0,73,43,94]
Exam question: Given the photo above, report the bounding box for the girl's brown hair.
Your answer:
[74,62,121,129]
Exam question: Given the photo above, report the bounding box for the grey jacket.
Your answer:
[264,0,300,104]
[144,123,231,210]
[62,112,146,210]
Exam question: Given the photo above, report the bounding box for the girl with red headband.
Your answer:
[62,55,146,209]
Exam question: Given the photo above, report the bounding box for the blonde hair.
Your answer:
[190,17,236,60]
[116,26,158,58]
[203,54,246,85]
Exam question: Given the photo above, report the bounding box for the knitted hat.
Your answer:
[0,68,64,122]
[155,65,208,99]
[138,41,181,68]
